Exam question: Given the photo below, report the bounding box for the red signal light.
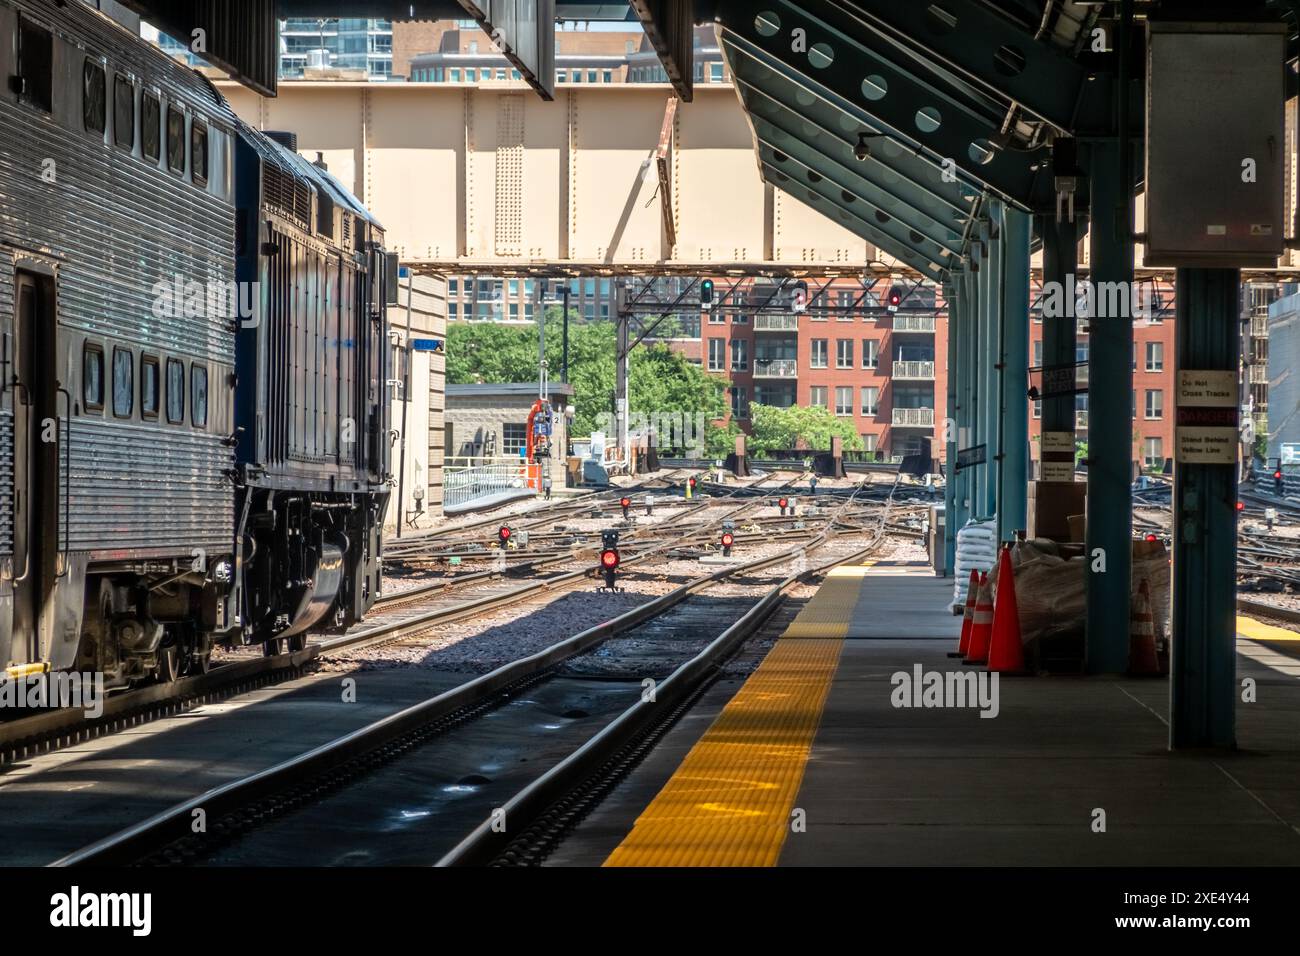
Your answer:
[600,548,620,569]
[498,525,512,541]
[1275,471,1283,480]
[721,532,734,548]
[779,497,788,508]
[620,497,631,508]
[1144,533,1158,543]
[1236,501,1245,512]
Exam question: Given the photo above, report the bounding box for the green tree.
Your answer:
[747,404,865,457]
[446,320,732,450]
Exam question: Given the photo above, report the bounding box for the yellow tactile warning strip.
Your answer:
[1237,616,1300,643]
[602,561,877,867]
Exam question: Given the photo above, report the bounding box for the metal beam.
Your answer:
[757,162,949,277]
[835,0,1090,130]
[629,1,696,101]
[715,1,1049,206]
[122,0,278,96]
[456,0,557,101]
[732,67,978,222]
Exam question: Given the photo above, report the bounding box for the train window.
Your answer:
[140,356,159,418]
[83,60,106,134]
[191,119,208,185]
[82,344,104,411]
[16,16,53,113]
[113,75,134,150]
[191,365,208,428]
[166,105,185,174]
[166,358,184,424]
[111,347,133,418]
[142,92,160,161]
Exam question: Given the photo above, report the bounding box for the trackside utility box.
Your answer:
[1146,22,1287,268]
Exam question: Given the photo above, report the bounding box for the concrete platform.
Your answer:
[596,560,1300,867]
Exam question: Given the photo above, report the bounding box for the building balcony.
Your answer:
[754,314,800,332]
[892,407,935,427]
[753,358,798,378]
[893,314,936,333]
[1249,365,1269,385]
[1251,316,1269,337]
[892,360,935,380]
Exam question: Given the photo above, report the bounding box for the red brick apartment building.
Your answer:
[691,278,948,462]
[1026,276,1179,475]
[688,275,1188,471]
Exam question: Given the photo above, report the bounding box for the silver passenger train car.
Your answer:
[0,0,391,687]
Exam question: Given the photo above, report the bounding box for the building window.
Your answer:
[450,68,461,81]
[587,70,597,83]
[810,338,828,368]
[836,339,853,369]
[502,423,527,457]
[863,433,878,453]
[1033,339,1043,366]
[603,70,613,83]
[83,59,106,134]
[1144,389,1163,420]
[810,386,828,408]
[708,309,725,324]
[708,338,725,372]
[861,386,878,416]
[863,339,879,369]
[730,339,748,372]
[1145,341,1164,372]
[1033,399,1042,419]
[112,347,133,418]
[1144,437,1164,470]
[836,289,856,320]
[835,386,853,416]
[710,63,724,82]
[731,386,748,419]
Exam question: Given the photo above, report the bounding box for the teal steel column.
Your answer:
[1085,139,1135,674]
[958,269,976,531]
[998,207,1031,541]
[944,280,960,572]
[983,206,1002,519]
[1039,213,1080,437]
[1171,268,1240,749]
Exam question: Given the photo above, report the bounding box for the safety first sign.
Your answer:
[1175,370,1238,464]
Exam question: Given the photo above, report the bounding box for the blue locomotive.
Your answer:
[0,0,391,686]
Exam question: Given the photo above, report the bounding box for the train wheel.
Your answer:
[157,643,181,683]
[287,634,307,653]
[263,637,286,657]
[190,634,212,675]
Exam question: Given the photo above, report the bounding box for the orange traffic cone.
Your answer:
[949,569,979,658]
[962,573,993,665]
[987,545,1027,675]
[1128,578,1161,676]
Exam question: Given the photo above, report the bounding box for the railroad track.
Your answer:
[48,480,902,866]
[0,478,819,767]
